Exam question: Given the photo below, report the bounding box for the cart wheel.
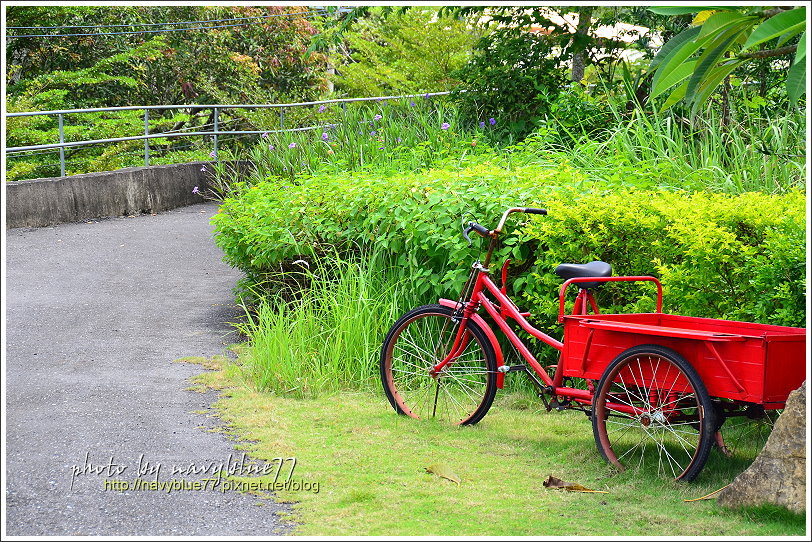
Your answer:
[715,402,782,462]
[591,344,715,482]
[380,304,497,425]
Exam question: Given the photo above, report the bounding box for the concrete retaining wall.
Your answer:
[6,162,214,228]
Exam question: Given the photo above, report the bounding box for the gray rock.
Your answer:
[717,381,806,514]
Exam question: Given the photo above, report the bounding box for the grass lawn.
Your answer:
[181,355,806,537]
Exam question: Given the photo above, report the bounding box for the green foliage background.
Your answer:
[330,9,479,96]
[5,5,329,180]
[212,162,806,351]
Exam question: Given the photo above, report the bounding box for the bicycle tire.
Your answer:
[591,344,715,482]
[380,304,497,425]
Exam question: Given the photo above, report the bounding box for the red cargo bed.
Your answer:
[561,313,806,407]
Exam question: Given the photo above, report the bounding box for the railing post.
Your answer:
[280,107,285,129]
[58,113,65,177]
[213,106,219,159]
[144,109,150,167]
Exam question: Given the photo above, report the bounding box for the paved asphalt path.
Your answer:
[5,203,291,536]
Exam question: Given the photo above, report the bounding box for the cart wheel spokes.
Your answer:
[716,403,782,462]
[592,345,715,482]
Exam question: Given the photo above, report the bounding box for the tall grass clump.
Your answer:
[235,250,417,397]
[233,95,500,184]
[537,92,806,194]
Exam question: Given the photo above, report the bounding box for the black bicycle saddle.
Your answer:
[554,261,612,289]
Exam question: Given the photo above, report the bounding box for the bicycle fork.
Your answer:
[429,302,478,378]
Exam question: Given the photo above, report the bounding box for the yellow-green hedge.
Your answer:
[213,162,806,330]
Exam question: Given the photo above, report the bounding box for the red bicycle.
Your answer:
[379,207,806,481]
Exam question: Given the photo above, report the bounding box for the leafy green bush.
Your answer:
[331,9,479,96]
[213,163,806,342]
[542,85,619,146]
[453,25,566,141]
[520,189,806,329]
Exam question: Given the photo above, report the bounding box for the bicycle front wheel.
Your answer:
[380,304,497,425]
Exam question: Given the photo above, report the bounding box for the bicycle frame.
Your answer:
[433,208,664,412]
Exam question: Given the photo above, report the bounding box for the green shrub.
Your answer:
[213,164,806,344]
[212,161,581,292]
[453,19,566,140]
[519,189,807,329]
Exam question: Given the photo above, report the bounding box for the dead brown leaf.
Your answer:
[425,463,461,485]
[543,475,608,493]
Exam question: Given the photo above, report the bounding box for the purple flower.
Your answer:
[441,123,450,130]
[479,121,485,129]
[410,101,416,107]
[209,150,216,158]
[262,132,269,139]
[382,100,387,106]
[489,117,496,125]
[322,132,329,141]
[268,144,275,151]
[288,142,297,149]
[192,186,199,194]
[379,146,384,150]
[397,137,402,143]
[318,105,326,113]
[370,131,377,136]
[424,93,430,99]
[374,114,382,121]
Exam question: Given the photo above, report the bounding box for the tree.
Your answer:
[328,8,480,97]
[569,6,595,83]
[6,5,328,108]
[648,6,806,113]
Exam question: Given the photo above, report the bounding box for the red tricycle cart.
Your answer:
[380,207,806,481]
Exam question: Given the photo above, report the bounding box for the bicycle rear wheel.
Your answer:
[380,304,497,425]
[591,344,715,481]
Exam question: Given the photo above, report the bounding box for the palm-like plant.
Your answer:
[648,6,806,112]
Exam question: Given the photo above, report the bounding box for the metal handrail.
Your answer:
[6,126,329,153]
[5,91,456,177]
[4,92,453,118]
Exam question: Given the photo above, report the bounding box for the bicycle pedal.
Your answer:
[548,398,568,411]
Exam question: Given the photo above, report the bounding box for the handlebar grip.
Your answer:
[523,208,547,215]
[462,221,491,247]
[469,222,491,237]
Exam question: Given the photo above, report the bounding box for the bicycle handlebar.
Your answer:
[461,206,548,264]
[461,207,547,247]
[494,207,546,233]
[463,221,491,247]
